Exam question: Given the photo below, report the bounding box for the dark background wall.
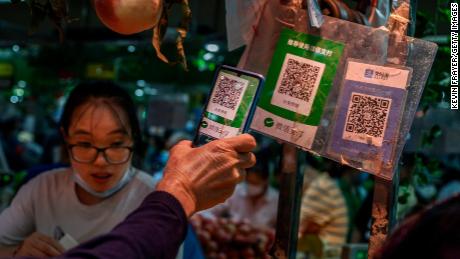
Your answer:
[0,1,447,43]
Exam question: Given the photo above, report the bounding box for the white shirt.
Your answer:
[202,183,279,228]
[0,167,156,245]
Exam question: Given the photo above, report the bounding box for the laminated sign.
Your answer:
[251,28,344,149]
[328,60,412,173]
[240,5,437,180]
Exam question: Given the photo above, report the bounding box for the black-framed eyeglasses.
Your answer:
[67,144,133,165]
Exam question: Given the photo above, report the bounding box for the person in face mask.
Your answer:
[200,157,279,229]
[245,165,270,200]
[0,82,168,257]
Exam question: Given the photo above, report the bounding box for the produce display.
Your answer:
[191,215,275,259]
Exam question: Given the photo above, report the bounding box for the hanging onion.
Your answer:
[93,0,163,35]
[93,0,191,70]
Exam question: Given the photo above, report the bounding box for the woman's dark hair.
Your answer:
[377,194,460,259]
[59,81,142,153]
[247,155,269,179]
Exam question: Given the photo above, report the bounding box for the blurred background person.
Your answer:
[200,154,279,229]
[298,157,349,259]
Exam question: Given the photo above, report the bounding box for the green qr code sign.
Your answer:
[251,28,344,149]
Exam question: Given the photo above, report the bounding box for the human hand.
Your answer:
[157,134,257,217]
[14,232,65,257]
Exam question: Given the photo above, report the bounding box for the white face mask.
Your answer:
[73,167,135,198]
[245,182,265,197]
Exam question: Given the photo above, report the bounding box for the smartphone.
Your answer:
[193,65,264,146]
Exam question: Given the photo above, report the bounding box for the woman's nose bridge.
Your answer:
[93,148,109,165]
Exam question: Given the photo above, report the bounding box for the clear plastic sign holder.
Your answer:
[249,8,437,181]
[238,0,437,258]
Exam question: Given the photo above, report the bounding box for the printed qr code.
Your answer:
[277,58,321,103]
[211,76,245,110]
[345,93,392,138]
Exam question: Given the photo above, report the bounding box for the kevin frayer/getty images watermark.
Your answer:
[452,2,459,110]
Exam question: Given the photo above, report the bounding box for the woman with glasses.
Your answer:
[0,81,168,257]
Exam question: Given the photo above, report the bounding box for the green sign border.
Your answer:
[257,28,344,126]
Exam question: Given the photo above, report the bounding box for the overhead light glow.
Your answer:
[145,87,158,95]
[12,45,20,53]
[136,80,146,87]
[15,88,24,96]
[205,43,219,53]
[18,80,27,88]
[203,52,214,61]
[134,89,144,97]
[127,45,136,53]
[10,96,19,103]
[197,60,207,71]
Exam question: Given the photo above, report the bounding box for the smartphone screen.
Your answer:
[193,65,264,146]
